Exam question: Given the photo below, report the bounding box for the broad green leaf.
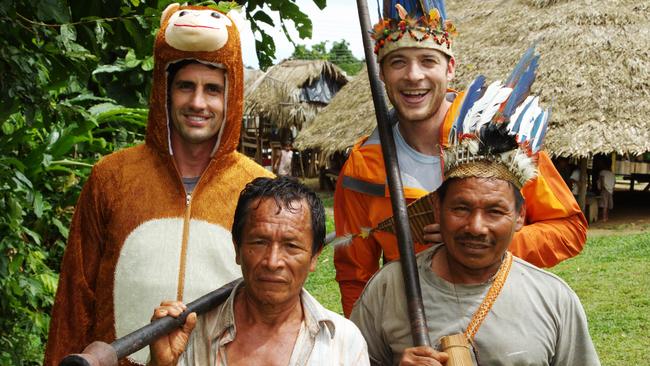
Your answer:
[13,171,33,190]
[52,217,70,238]
[33,191,44,218]
[59,24,77,46]
[38,273,59,294]
[94,20,106,48]
[123,49,141,68]
[93,64,129,75]
[22,227,42,245]
[252,10,274,26]
[141,56,154,71]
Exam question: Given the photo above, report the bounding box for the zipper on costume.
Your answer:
[176,192,192,301]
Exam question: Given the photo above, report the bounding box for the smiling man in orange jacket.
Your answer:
[333,1,587,317]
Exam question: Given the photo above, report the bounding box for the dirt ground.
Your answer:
[584,189,650,236]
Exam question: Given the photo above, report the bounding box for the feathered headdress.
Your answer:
[371,0,456,61]
[330,44,549,247]
[445,43,548,188]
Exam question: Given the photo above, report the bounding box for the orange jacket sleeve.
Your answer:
[511,152,588,267]
[44,170,103,365]
[333,171,383,317]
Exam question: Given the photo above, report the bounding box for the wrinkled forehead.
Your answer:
[382,47,450,64]
[444,177,516,203]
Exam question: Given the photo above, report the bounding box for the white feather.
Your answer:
[463,80,503,134]
[328,233,353,248]
[466,139,479,155]
[476,86,512,132]
[515,97,540,143]
[511,150,537,184]
[507,95,535,132]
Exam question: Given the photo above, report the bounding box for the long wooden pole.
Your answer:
[59,280,238,366]
[355,0,431,347]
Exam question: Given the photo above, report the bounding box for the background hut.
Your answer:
[241,59,349,175]
[294,65,389,188]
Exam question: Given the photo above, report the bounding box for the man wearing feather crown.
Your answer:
[333,0,588,317]
[350,106,600,365]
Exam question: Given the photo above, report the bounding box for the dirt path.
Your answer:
[585,190,650,237]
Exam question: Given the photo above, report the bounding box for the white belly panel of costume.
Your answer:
[114,218,241,364]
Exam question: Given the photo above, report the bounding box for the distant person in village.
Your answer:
[598,158,616,222]
[350,83,600,365]
[44,5,272,365]
[148,177,369,366]
[570,167,581,195]
[332,0,587,316]
[274,141,294,177]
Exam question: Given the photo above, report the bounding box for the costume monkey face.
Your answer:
[164,8,233,52]
[146,3,244,157]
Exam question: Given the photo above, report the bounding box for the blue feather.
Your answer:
[532,108,550,153]
[450,75,485,142]
[528,109,545,144]
[505,43,538,87]
[502,55,539,119]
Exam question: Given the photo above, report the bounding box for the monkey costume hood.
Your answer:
[45,4,272,365]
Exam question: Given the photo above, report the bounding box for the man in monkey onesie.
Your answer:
[44,4,272,365]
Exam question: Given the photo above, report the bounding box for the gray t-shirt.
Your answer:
[351,245,600,366]
[363,123,443,192]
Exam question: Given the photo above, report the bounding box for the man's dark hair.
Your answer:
[167,59,219,84]
[437,177,525,213]
[231,176,326,256]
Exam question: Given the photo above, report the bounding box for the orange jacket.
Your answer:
[333,92,587,317]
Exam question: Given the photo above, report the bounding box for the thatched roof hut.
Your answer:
[244,59,350,130]
[449,0,650,158]
[294,65,389,156]
[296,0,650,158]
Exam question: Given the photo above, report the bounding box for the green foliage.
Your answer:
[242,0,327,69]
[291,40,364,76]
[1,0,320,363]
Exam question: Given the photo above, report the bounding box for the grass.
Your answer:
[304,198,650,365]
[549,232,650,366]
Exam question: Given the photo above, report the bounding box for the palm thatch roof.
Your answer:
[244,59,349,129]
[294,65,389,155]
[296,0,650,158]
[243,67,265,95]
[449,0,650,157]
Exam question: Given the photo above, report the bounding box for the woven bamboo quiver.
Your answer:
[374,191,437,243]
[440,333,474,366]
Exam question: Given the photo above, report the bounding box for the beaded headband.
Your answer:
[372,2,456,62]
